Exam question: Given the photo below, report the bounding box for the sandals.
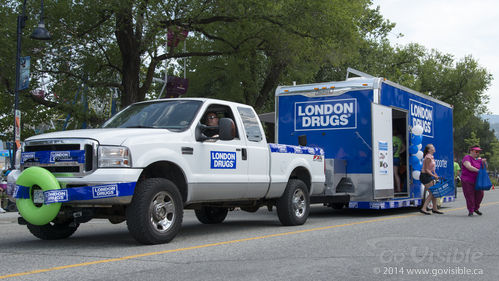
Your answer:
[431,210,444,214]
[419,209,431,215]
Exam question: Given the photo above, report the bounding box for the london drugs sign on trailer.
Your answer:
[294,99,357,131]
[410,99,434,138]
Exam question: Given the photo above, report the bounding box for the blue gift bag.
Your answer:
[428,178,453,197]
[475,162,492,191]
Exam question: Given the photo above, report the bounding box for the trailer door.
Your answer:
[372,103,394,199]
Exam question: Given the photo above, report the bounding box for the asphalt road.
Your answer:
[1,189,499,281]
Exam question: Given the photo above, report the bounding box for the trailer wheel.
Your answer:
[27,221,79,240]
[195,207,229,224]
[126,178,183,244]
[277,179,309,226]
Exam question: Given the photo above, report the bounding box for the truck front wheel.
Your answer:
[26,221,79,240]
[195,207,228,224]
[126,178,183,244]
[277,179,310,226]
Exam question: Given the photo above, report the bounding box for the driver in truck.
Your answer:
[203,111,219,137]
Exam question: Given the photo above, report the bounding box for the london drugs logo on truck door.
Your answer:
[294,99,357,131]
[409,99,433,138]
[211,151,237,169]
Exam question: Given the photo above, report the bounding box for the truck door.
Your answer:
[190,104,249,200]
[236,106,270,198]
[372,103,394,199]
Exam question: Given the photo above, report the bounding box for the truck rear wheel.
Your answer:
[195,207,228,224]
[126,178,183,244]
[331,203,345,210]
[277,179,309,226]
[27,221,79,240]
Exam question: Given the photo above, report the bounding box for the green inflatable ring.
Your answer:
[16,167,62,225]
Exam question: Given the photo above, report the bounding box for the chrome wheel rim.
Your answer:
[292,189,306,218]
[149,191,175,233]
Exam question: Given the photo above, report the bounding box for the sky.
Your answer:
[371,0,499,114]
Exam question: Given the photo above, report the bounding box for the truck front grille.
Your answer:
[22,139,98,177]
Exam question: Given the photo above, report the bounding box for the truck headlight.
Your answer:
[98,146,131,168]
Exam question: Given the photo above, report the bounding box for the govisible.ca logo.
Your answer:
[379,247,483,264]
[367,236,484,265]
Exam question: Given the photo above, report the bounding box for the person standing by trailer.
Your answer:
[461,146,486,216]
[453,156,461,186]
[419,144,443,215]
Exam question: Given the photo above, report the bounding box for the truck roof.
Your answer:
[132,97,253,109]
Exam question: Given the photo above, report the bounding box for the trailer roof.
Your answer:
[276,77,452,109]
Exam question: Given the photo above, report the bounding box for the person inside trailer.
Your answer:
[393,128,405,192]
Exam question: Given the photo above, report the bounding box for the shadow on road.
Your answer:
[1,205,440,248]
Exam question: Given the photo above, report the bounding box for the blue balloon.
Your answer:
[409,155,419,166]
[413,161,422,171]
[409,145,419,155]
[410,134,422,145]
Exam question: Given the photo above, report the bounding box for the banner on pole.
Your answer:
[19,56,31,91]
[15,110,21,149]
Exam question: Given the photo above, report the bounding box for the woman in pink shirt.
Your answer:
[461,146,486,216]
[419,144,443,215]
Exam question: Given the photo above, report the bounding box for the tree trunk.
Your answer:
[254,59,287,110]
[115,6,144,108]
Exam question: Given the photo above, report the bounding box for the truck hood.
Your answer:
[25,128,177,146]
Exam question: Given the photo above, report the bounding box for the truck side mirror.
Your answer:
[219,118,235,141]
[195,123,208,142]
[298,135,307,146]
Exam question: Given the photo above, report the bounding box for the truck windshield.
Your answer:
[102,100,202,131]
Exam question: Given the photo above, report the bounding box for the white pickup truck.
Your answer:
[9,98,325,244]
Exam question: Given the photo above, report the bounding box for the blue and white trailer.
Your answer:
[275,68,455,209]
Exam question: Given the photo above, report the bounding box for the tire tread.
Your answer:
[126,178,183,244]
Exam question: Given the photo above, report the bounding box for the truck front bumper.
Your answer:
[13,168,143,205]
[57,168,143,205]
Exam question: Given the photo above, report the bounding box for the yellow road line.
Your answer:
[2,201,498,279]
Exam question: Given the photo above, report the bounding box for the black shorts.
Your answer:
[420,173,434,185]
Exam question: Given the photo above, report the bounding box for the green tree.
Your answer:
[1,0,391,141]
[463,131,480,151]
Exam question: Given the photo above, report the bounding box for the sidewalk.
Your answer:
[0,211,19,223]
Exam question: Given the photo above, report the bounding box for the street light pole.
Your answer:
[11,0,50,169]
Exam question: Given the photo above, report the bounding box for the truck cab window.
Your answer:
[237,107,263,142]
[202,105,239,139]
[102,100,202,131]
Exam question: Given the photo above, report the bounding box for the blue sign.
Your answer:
[49,151,73,162]
[379,141,388,151]
[269,144,324,155]
[92,184,119,198]
[19,56,30,91]
[210,151,236,169]
[15,182,136,204]
[409,99,433,138]
[294,99,357,131]
[44,189,69,204]
[21,150,85,164]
